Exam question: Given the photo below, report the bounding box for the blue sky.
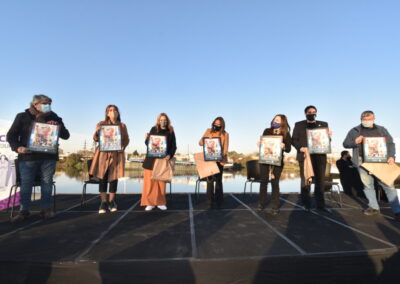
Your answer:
[1,0,399,154]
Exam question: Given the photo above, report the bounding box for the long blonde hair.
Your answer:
[154,113,174,133]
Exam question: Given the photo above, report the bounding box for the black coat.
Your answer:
[142,126,177,170]
[6,109,70,161]
[291,120,328,161]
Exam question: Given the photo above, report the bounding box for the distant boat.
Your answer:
[127,158,195,165]
[224,163,234,169]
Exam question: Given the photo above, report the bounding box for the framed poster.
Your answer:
[259,135,283,166]
[147,135,168,158]
[306,128,331,154]
[203,137,223,161]
[28,122,60,153]
[99,125,122,152]
[363,137,388,163]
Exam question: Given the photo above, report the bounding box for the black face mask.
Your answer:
[306,114,316,121]
[346,156,352,161]
[213,125,222,131]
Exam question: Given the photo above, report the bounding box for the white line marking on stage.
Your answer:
[45,207,371,214]
[230,193,307,255]
[306,247,398,256]
[75,246,399,263]
[280,197,397,248]
[188,194,198,258]
[326,198,398,221]
[0,195,99,240]
[75,199,141,262]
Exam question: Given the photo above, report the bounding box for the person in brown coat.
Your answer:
[141,113,177,211]
[199,117,229,209]
[89,105,129,214]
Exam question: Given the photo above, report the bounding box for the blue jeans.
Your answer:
[358,167,400,213]
[19,160,56,211]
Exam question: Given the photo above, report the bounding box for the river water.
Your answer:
[53,170,330,194]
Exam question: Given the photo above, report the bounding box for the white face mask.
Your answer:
[40,104,51,113]
[361,120,374,128]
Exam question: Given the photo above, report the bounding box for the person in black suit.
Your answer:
[292,105,331,212]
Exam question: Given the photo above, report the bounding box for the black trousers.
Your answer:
[99,170,118,193]
[259,164,283,209]
[340,170,365,198]
[299,154,326,208]
[207,163,224,206]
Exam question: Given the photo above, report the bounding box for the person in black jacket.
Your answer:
[140,113,177,211]
[291,105,331,212]
[258,114,291,214]
[336,151,364,198]
[6,94,70,222]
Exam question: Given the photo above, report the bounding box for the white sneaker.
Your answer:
[98,202,108,214]
[145,206,155,211]
[157,205,167,211]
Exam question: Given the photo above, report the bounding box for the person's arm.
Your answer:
[168,131,177,158]
[324,122,332,140]
[256,129,267,148]
[223,132,229,157]
[343,128,358,149]
[145,127,154,145]
[291,122,301,151]
[219,132,229,165]
[57,117,70,140]
[199,129,209,146]
[336,160,345,173]
[6,113,23,152]
[122,123,130,149]
[382,127,395,160]
[93,123,101,142]
[284,133,292,153]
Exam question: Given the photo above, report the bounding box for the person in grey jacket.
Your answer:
[343,110,400,219]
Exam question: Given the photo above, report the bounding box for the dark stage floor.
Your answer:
[1,192,400,283]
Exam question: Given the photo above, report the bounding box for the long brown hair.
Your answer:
[270,114,290,137]
[155,113,174,133]
[211,116,226,134]
[103,105,121,123]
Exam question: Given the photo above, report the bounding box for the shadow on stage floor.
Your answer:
[1,193,400,283]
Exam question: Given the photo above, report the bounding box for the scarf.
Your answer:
[28,106,52,123]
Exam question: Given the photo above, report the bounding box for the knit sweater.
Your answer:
[343,124,395,167]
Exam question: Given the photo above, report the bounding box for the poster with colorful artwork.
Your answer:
[259,135,283,166]
[203,137,223,161]
[28,122,60,153]
[363,137,388,163]
[99,124,122,152]
[147,135,168,158]
[306,127,331,154]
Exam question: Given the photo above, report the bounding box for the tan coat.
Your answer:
[199,128,229,164]
[303,148,314,185]
[89,121,130,181]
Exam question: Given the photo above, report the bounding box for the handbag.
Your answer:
[194,152,220,179]
[151,157,176,182]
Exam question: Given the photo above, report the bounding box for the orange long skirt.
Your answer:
[140,169,167,206]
